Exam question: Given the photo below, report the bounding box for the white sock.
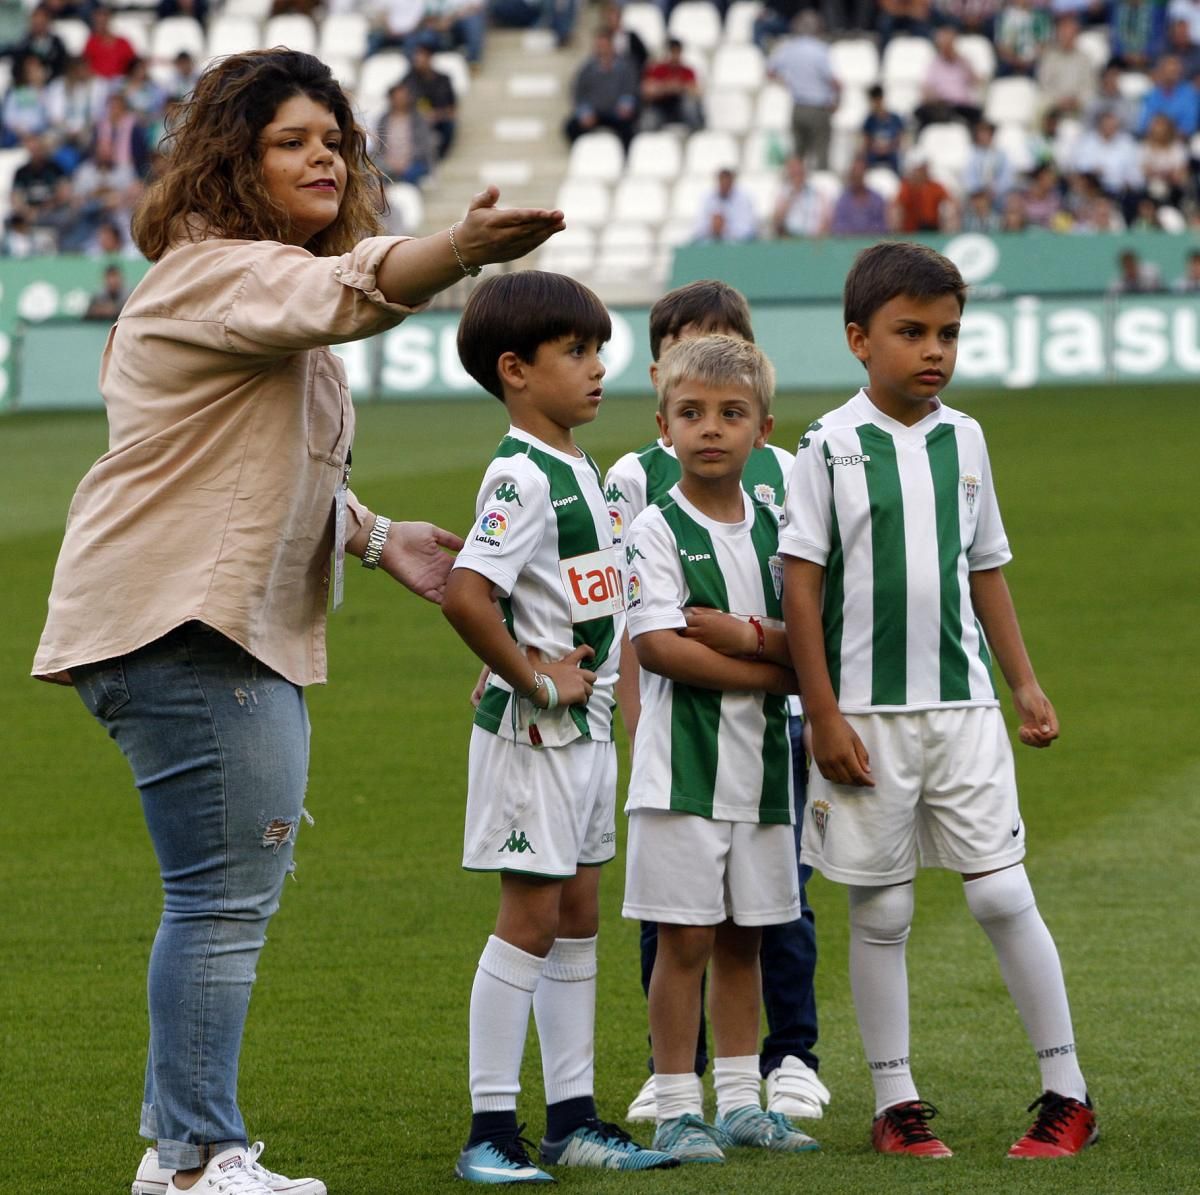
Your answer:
[849,884,920,1116]
[655,1072,703,1124]
[532,936,598,1106]
[713,1055,762,1120]
[469,935,546,1112]
[964,866,1087,1102]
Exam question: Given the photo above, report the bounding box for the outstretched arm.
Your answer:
[783,556,874,786]
[969,567,1059,748]
[346,515,463,604]
[375,186,565,307]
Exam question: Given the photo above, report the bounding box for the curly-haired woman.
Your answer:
[32,49,563,1195]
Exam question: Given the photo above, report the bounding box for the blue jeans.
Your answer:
[74,623,310,1171]
[639,714,820,1077]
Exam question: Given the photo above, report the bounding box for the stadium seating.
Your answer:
[668,2,724,53]
[627,131,684,181]
[621,3,667,56]
[566,130,626,182]
[151,17,206,62]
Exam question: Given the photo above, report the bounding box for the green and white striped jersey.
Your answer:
[623,486,792,825]
[604,439,793,549]
[453,427,624,746]
[779,390,1011,713]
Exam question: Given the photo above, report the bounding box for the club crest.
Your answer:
[811,798,831,848]
[961,472,981,513]
[754,483,777,505]
[769,554,784,600]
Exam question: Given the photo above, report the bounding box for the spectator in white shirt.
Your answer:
[962,119,1016,202]
[767,11,839,169]
[1070,111,1143,219]
[772,155,831,237]
[1037,13,1099,117]
[692,167,759,243]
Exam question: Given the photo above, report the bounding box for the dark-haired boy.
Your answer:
[780,242,1096,1160]
[442,270,678,1184]
[605,279,828,1127]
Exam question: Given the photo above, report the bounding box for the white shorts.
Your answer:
[622,809,802,926]
[463,726,617,877]
[802,707,1026,885]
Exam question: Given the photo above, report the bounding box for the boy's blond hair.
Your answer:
[655,333,775,419]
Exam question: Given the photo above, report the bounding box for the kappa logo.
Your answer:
[811,798,831,848]
[498,830,536,854]
[797,419,822,451]
[609,507,623,542]
[605,481,627,504]
[625,543,646,566]
[682,550,712,563]
[560,547,624,622]
[494,482,522,506]
[601,830,617,845]
[552,494,579,509]
[474,509,509,549]
[754,483,777,505]
[828,454,871,467]
[961,472,981,513]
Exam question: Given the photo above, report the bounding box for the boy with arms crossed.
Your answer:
[442,272,678,1184]
[622,335,820,1163]
[606,282,828,1126]
[780,242,1096,1159]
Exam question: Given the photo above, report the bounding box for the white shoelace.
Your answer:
[245,1141,285,1185]
[199,1158,273,1193]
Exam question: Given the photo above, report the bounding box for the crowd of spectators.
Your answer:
[0,1,476,259]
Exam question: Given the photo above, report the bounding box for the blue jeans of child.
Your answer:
[639,714,820,1077]
[74,623,310,1171]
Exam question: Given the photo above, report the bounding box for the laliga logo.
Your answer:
[609,507,623,541]
[626,572,642,609]
[475,508,508,549]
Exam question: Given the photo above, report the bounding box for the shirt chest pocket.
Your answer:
[304,354,354,466]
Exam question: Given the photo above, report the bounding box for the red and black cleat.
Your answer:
[871,1100,954,1159]
[1008,1091,1098,1158]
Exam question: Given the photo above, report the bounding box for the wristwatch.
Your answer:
[361,515,391,569]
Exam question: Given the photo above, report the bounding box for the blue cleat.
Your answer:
[651,1113,730,1163]
[455,1130,555,1184]
[717,1105,821,1152]
[539,1118,679,1170]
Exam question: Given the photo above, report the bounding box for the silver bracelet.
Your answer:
[448,222,481,278]
[361,515,391,570]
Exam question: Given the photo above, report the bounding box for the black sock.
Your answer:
[545,1095,597,1141]
[467,1110,520,1148]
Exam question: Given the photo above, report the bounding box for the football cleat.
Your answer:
[871,1100,954,1158]
[651,1114,729,1163]
[539,1118,678,1170]
[455,1130,555,1184]
[716,1105,820,1152]
[1007,1092,1097,1158]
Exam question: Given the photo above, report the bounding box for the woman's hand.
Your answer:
[380,521,464,604]
[453,187,566,268]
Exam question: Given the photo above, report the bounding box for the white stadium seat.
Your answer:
[668,1,723,52]
[566,130,625,182]
[755,82,792,131]
[622,2,666,56]
[263,14,317,54]
[865,165,900,201]
[683,129,740,175]
[596,221,656,278]
[829,38,880,89]
[724,1,762,46]
[151,16,205,62]
[431,51,471,98]
[881,35,935,87]
[671,174,713,221]
[1077,28,1111,70]
[206,16,261,59]
[384,182,423,234]
[540,225,596,275]
[737,171,777,223]
[319,13,369,63]
[995,122,1036,173]
[110,13,151,56]
[833,86,869,131]
[1118,71,1152,100]
[555,179,611,228]
[356,52,409,112]
[809,168,844,204]
[705,89,754,134]
[984,76,1039,128]
[742,129,788,173]
[916,121,972,184]
[52,19,88,56]
[612,177,669,223]
[955,34,996,84]
[710,43,765,92]
[627,131,684,180]
[223,0,273,18]
[884,80,921,117]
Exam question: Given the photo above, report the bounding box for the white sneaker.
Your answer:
[165,1148,272,1194]
[626,1072,705,1122]
[764,1056,831,1121]
[134,1144,325,1195]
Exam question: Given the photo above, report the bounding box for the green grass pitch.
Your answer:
[3,385,1199,1194]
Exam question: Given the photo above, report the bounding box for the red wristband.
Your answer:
[748,616,765,660]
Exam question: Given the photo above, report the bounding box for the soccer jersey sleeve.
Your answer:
[966,435,1013,570]
[603,452,648,549]
[624,508,688,639]
[452,459,548,596]
[777,424,833,565]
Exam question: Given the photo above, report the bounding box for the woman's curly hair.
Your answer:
[132,49,384,261]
